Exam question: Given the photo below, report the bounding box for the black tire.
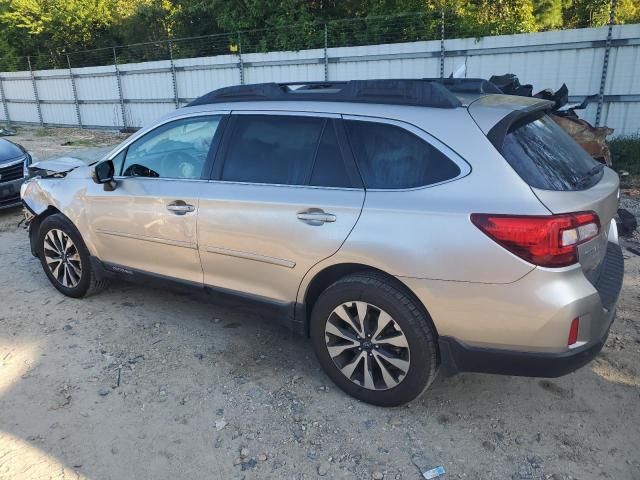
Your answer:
[37,213,109,298]
[310,271,438,407]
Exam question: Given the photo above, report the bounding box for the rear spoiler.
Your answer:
[467,95,554,151]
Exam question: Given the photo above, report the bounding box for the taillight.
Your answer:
[568,317,580,345]
[470,211,600,267]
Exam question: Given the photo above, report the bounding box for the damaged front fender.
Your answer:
[20,178,64,257]
[20,178,53,217]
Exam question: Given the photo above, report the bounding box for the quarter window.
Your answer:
[345,120,461,189]
[111,150,126,176]
[220,115,324,185]
[120,116,222,179]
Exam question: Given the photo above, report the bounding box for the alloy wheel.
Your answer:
[324,301,410,390]
[43,229,82,288]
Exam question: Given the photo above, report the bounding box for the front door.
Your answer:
[86,114,225,283]
[197,113,365,304]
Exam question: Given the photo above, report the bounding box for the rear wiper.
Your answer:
[576,163,604,187]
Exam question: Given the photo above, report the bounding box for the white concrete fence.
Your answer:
[0,24,638,136]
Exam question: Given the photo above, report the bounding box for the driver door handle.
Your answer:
[297,209,336,225]
[166,201,195,215]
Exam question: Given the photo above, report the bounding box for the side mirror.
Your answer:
[91,160,116,191]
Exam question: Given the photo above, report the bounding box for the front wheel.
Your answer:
[310,272,438,407]
[37,214,108,298]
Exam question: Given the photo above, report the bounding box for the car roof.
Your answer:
[182,78,551,122]
[155,79,553,150]
[188,80,464,110]
[187,78,510,109]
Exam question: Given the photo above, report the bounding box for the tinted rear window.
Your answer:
[221,115,323,185]
[345,120,460,189]
[501,115,603,191]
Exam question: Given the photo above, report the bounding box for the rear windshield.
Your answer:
[501,114,603,191]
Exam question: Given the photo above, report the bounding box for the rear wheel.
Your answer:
[310,271,438,406]
[37,214,108,298]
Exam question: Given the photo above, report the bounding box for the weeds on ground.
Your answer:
[61,139,101,147]
[34,127,57,137]
[611,135,640,175]
[610,135,640,190]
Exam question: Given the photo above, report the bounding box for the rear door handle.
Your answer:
[167,201,195,215]
[297,209,336,225]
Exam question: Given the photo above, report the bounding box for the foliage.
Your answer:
[610,135,640,176]
[0,0,636,69]
[533,0,565,30]
[563,0,640,28]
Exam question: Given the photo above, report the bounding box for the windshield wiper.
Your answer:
[575,163,604,188]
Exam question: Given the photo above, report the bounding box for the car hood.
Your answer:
[0,138,25,163]
[29,157,87,176]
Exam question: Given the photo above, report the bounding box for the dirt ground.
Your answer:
[3,126,129,161]
[0,127,639,480]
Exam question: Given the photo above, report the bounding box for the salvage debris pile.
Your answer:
[490,74,613,166]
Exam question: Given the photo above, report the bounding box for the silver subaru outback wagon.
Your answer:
[21,79,624,406]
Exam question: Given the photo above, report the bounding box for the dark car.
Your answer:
[0,138,31,210]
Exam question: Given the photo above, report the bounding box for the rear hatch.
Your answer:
[469,96,619,284]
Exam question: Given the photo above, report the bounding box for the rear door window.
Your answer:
[344,120,461,189]
[501,114,603,191]
[220,115,324,185]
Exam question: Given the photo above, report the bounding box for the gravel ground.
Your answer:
[0,128,639,480]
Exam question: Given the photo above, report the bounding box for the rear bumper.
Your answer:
[439,322,611,377]
[438,242,623,377]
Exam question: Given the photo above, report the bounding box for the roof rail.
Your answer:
[187,79,463,109]
[423,78,502,94]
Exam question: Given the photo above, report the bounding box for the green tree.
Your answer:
[0,0,133,63]
[563,0,610,27]
[563,0,639,27]
[118,0,177,44]
[467,0,537,35]
[533,0,564,29]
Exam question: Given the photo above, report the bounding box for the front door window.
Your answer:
[120,116,223,179]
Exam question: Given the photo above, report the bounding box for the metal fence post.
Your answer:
[237,32,245,85]
[0,74,10,126]
[168,41,180,109]
[66,54,82,128]
[324,23,329,81]
[440,9,445,78]
[595,0,616,127]
[27,56,44,126]
[113,47,127,129]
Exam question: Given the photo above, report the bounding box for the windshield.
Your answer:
[501,114,603,191]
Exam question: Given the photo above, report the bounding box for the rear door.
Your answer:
[499,114,620,281]
[197,112,365,304]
